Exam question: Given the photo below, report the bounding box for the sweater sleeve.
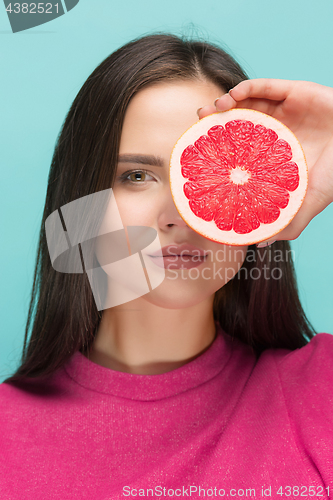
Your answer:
[274,333,333,489]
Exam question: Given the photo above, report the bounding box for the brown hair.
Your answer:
[3,32,315,384]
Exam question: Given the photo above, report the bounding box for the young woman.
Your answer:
[1,33,332,499]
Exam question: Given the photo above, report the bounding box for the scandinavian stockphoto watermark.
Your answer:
[162,246,295,282]
[45,189,294,311]
[3,0,80,33]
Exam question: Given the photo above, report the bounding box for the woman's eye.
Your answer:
[120,169,154,184]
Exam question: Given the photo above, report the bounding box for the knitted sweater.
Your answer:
[0,325,332,499]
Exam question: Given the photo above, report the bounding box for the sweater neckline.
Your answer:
[63,323,233,401]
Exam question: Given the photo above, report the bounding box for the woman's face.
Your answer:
[99,79,248,309]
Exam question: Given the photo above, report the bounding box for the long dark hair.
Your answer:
[3,32,315,384]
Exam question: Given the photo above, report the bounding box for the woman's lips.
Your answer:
[147,244,209,269]
[148,254,208,269]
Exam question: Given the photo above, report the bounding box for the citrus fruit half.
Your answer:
[169,109,308,246]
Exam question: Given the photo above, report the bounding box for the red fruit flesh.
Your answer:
[180,120,300,235]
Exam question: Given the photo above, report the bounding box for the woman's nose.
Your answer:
[157,186,189,229]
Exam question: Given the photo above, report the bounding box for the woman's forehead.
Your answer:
[118,80,224,157]
[126,79,224,111]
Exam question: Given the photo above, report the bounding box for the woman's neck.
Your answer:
[86,297,217,375]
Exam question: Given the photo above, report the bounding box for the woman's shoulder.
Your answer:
[260,332,333,414]
[270,332,333,381]
[258,332,333,386]
[0,379,41,436]
[0,370,70,413]
[265,333,333,475]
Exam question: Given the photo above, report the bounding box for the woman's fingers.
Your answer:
[215,97,284,117]
[197,105,217,119]
[197,80,292,119]
[228,78,294,103]
[197,93,238,119]
[214,93,237,111]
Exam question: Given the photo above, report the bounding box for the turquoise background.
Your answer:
[0,0,332,381]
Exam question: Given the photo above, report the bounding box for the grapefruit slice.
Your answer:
[169,109,308,246]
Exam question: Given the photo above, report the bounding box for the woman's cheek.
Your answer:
[209,245,248,286]
[114,191,154,227]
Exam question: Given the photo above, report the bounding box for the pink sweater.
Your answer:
[0,325,332,500]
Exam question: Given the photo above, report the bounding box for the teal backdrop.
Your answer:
[0,0,332,381]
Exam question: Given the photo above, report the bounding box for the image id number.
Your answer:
[277,485,330,496]
[6,3,59,14]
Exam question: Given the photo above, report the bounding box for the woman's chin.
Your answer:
[140,279,218,310]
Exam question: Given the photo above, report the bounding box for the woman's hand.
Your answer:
[197,79,333,245]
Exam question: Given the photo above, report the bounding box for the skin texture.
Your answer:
[89,79,248,375]
[199,79,333,245]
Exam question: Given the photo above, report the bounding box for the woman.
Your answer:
[0,32,332,499]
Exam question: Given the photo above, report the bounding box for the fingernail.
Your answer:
[256,240,276,248]
[197,107,202,114]
[214,96,225,106]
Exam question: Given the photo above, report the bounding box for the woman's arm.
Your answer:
[198,79,333,245]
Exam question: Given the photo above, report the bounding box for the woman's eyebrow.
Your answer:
[117,154,165,167]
